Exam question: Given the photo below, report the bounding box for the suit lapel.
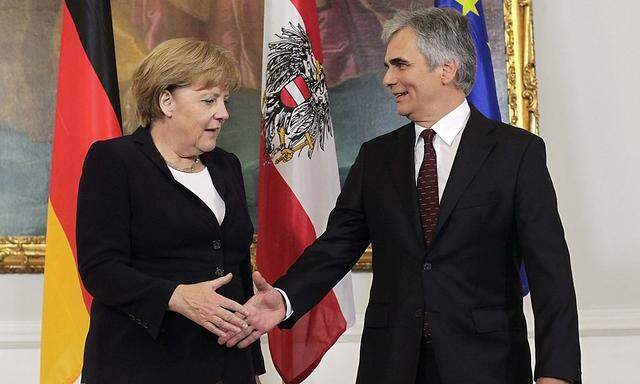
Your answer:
[386,123,425,248]
[132,126,223,232]
[131,126,173,179]
[432,107,497,242]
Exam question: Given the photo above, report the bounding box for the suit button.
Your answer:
[212,240,222,250]
[423,262,432,271]
[215,267,225,277]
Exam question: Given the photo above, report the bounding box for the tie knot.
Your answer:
[421,129,436,143]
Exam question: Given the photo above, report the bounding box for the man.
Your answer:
[223,7,581,384]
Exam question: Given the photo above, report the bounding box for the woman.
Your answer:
[77,38,264,383]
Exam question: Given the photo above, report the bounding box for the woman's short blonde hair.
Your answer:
[130,38,240,127]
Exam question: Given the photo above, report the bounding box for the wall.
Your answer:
[533,1,640,311]
[0,275,42,382]
[2,1,640,383]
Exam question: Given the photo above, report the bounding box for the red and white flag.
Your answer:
[257,0,355,382]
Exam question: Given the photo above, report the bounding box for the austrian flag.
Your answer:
[257,0,355,383]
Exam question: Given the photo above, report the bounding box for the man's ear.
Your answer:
[158,90,174,118]
[440,60,458,86]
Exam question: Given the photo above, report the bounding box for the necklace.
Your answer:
[165,156,200,173]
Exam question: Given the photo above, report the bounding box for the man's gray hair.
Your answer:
[382,7,476,95]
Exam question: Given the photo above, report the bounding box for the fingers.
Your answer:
[215,310,265,348]
[210,273,233,289]
[217,334,231,345]
[217,310,247,345]
[217,295,249,317]
[217,327,263,349]
[225,324,255,347]
[213,307,248,330]
[213,314,245,333]
[252,271,271,292]
[237,330,263,349]
[202,320,227,338]
[210,274,250,317]
[201,312,247,336]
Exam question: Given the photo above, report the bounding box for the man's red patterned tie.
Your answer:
[417,129,438,340]
[417,129,439,249]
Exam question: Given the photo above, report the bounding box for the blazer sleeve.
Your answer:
[230,153,266,375]
[275,143,371,328]
[515,136,581,383]
[77,141,178,339]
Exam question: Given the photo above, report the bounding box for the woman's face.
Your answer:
[164,83,230,155]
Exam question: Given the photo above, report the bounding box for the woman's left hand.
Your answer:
[168,273,249,337]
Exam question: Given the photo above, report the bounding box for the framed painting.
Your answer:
[0,0,538,273]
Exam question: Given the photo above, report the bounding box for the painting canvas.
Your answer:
[0,0,511,241]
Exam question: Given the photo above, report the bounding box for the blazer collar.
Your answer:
[432,106,498,242]
[131,126,227,198]
[131,126,228,227]
[131,126,173,179]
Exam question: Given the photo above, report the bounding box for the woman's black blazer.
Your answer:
[77,127,264,383]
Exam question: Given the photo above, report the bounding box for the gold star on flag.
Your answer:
[455,0,480,16]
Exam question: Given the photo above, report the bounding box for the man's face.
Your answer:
[383,27,445,122]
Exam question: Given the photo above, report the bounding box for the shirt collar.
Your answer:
[414,99,471,147]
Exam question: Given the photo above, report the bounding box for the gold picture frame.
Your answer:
[0,0,538,274]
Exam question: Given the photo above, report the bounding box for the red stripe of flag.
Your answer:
[289,0,324,61]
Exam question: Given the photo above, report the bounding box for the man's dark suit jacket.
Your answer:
[275,107,581,384]
[76,127,264,384]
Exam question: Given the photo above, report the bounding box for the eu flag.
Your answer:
[436,0,529,295]
[435,0,501,121]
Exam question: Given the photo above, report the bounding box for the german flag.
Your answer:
[40,1,121,382]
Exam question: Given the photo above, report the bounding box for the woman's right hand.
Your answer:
[168,273,249,337]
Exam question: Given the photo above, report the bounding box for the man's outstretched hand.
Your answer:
[218,271,286,348]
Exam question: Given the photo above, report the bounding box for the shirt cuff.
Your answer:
[273,287,294,320]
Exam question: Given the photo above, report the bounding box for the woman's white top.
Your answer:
[169,167,225,225]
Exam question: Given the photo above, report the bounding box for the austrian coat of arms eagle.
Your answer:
[263,23,333,164]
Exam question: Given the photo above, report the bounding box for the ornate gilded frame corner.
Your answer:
[504,0,540,134]
[0,236,45,273]
[2,2,538,274]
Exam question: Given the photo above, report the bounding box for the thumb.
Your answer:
[252,271,271,292]
[211,273,233,289]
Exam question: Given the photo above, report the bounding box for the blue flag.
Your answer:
[435,0,529,295]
